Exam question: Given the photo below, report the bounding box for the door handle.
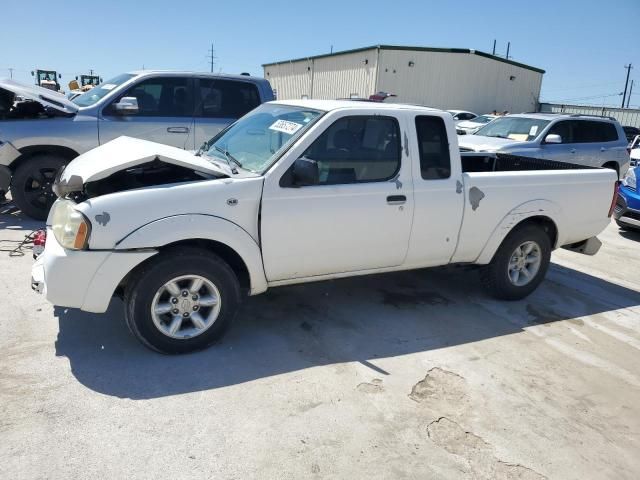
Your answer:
[387,195,406,205]
[570,148,576,154]
[600,147,606,152]
[167,127,189,133]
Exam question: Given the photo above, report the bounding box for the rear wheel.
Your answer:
[481,225,551,300]
[10,154,68,220]
[124,248,241,354]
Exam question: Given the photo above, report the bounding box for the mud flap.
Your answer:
[562,236,602,256]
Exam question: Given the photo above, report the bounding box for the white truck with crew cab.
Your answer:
[31,100,619,353]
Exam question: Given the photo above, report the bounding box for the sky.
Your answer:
[1,0,638,107]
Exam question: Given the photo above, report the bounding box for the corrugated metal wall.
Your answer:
[263,49,377,100]
[263,48,543,114]
[377,50,542,114]
[263,59,313,100]
[539,103,640,128]
[311,50,378,99]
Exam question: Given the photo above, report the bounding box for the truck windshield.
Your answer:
[475,117,550,141]
[204,103,323,173]
[72,73,136,107]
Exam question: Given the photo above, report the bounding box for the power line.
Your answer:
[207,43,217,73]
[621,63,633,108]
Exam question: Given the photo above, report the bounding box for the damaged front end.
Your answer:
[51,136,230,201]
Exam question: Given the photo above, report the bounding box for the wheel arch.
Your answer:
[475,200,563,265]
[11,145,79,173]
[115,214,267,296]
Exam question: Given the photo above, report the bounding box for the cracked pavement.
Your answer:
[1,206,639,479]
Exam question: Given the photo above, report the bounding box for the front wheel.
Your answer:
[124,248,241,354]
[481,225,552,300]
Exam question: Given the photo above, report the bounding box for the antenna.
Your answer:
[506,42,511,60]
[492,39,496,55]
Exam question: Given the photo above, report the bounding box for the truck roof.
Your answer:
[271,99,443,113]
[126,70,267,83]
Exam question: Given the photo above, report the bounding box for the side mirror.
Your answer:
[292,158,319,186]
[545,134,562,144]
[114,97,139,115]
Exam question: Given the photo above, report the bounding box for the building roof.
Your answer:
[262,44,545,74]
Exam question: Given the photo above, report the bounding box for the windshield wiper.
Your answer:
[213,145,242,174]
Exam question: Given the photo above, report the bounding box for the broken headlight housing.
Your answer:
[50,199,91,250]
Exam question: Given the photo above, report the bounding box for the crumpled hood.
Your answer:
[0,78,78,114]
[55,136,228,195]
[457,134,522,152]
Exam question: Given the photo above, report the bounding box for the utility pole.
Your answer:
[89,69,94,75]
[621,64,632,108]
[207,43,217,73]
[627,79,634,108]
[8,68,13,79]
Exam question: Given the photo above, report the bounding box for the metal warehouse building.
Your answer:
[263,45,545,114]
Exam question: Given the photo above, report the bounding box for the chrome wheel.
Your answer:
[507,241,542,287]
[151,275,221,339]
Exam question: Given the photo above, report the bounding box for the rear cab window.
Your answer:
[415,116,451,179]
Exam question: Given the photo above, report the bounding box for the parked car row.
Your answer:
[457,113,630,178]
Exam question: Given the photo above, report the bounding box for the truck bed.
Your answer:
[461,152,599,173]
[451,159,617,264]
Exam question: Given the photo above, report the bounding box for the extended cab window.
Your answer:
[301,116,400,185]
[197,79,261,118]
[416,116,451,179]
[109,77,193,117]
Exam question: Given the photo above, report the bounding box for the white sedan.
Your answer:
[456,114,498,135]
[447,110,477,123]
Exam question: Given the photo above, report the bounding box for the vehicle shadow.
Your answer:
[618,227,640,242]
[0,200,45,231]
[54,262,640,400]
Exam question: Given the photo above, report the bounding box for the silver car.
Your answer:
[0,71,274,219]
[458,113,630,178]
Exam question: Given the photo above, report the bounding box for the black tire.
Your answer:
[481,224,552,300]
[124,248,241,354]
[10,154,68,220]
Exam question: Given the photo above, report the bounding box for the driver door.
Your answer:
[260,113,414,282]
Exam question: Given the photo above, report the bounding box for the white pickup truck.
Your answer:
[31,100,619,353]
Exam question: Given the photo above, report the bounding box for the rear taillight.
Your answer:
[608,181,621,218]
[32,229,46,258]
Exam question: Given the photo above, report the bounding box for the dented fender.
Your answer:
[474,199,566,265]
[115,214,268,295]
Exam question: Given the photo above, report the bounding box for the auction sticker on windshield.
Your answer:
[269,119,303,135]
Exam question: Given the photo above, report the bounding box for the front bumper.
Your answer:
[31,228,157,313]
[613,185,640,229]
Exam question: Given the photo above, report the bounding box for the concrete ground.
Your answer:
[1,201,639,480]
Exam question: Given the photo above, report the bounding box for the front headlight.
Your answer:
[50,200,91,249]
[622,168,637,190]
